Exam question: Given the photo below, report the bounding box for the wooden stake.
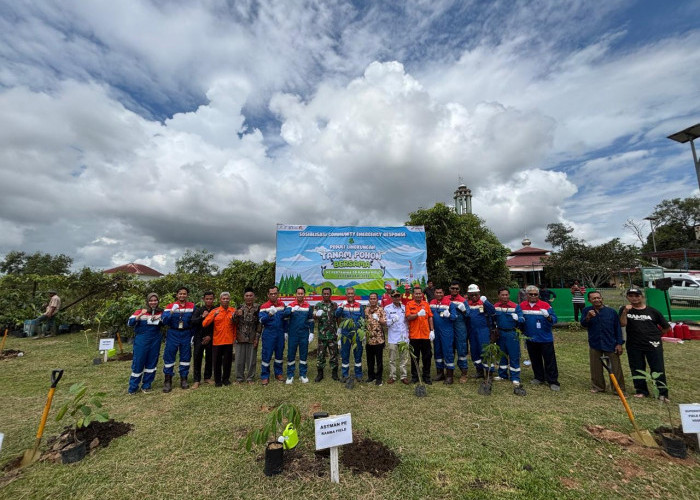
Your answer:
[330,446,339,483]
[103,350,108,363]
[115,331,124,354]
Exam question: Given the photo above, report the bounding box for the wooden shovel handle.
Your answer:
[0,328,7,352]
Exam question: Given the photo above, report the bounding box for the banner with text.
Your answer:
[275,225,428,299]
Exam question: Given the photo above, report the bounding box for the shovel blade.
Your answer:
[20,447,41,467]
[630,429,659,448]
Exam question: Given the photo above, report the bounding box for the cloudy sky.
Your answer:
[1,0,699,272]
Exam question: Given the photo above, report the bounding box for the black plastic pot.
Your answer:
[478,381,492,396]
[661,434,687,459]
[61,441,87,464]
[264,442,284,476]
[414,385,427,397]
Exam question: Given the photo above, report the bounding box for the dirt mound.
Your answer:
[283,448,328,479]
[340,434,400,476]
[585,425,635,446]
[0,349,24,360]
[108,352,133,361]
[584,425,697,464]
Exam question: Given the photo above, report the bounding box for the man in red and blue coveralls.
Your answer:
[520,285,560,391]
[493,287,524,386]
[430,286,457,384]
[161,286,195,392]
[258,286,290,386]
[449,281,470,383]
[466,284,496,379]
[286,287,314,384]
[335,287,365,382]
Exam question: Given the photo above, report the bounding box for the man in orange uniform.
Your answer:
[202,291,237,387]
[405,286,435,384]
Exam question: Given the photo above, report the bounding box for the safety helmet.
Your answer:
[467,284,480,293]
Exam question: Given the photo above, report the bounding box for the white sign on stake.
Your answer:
[99,338,115,351]
[679,403,700,447]
[315,413,353,484]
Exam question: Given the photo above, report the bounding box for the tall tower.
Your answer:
[453,183,472,215]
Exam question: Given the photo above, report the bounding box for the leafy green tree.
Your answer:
[545,238,640,288]
[545,223,576,249]
[406,203,510,289]
[0,251,73,275]
[175,249,219,275]
[642,196,700,268]
[219,260,275,304]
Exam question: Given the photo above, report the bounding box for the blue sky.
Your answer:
[0,0,698,272]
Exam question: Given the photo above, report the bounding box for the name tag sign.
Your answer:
[99,338,115,351]
[679,404,700,433]
[315,414,353,450]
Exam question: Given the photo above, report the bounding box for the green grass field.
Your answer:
[0,329,698,499]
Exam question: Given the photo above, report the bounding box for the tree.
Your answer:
[0,251,73,275]
[642,196,700,268]
[545,238,640,288]
[544,223,576,249]
[219,260,275,303]
[406,203,511,289]
[175,249,219,275]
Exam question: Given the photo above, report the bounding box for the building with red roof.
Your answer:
[103,262,164,281]
[506,238,550,287]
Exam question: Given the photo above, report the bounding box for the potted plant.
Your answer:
[54,382,109,463]
[241,403,301,476]
[632,369,686,458]
[478,342,505,396]
[339,317,367,389]
[397,340,427,397]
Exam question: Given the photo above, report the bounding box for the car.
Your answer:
[668,276,700,306]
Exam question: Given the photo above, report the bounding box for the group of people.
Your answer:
[124,281,673,401]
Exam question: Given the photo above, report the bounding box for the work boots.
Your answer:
[475,367,485,379]
[163,375,172,393]
[180,376,189,389]
[459,370,468,383]
[331,367,339,381]
[444,369,454,385]
[314,369,324,382]
[434,369,445,382]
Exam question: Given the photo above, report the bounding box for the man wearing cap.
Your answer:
[335,287,365,382]
[520,285,560,391]
[401,283,413,305]
[161,287,196,392]
[619,287,671,401]
[234,288,261,384]
[313,287,339,382]
[406,286,435,384]
[449,281,470,383]
[381,281,394,307]
[430,286,457,384]
[258,286,291,386]
[384,290,409,384]
[581,290,625,393]
[466,284,496,379]
[424,280,436,303]
[34,290,61,338]
[285,287,314,384]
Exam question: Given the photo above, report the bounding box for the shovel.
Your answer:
[0,328,8,353]
[600,356,658,448]
[20,369,64,467]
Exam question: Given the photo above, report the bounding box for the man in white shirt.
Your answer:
[383,291,409,384]
[34,290,61,338]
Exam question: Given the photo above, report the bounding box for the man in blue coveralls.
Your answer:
[286,287,314,384]
[258,286,290,386]
[161,287,195,392]
[335,287,365,382]
[466,284,496,379]
[430,286,457,384]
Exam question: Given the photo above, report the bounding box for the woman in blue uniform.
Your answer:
[127,292,163,394]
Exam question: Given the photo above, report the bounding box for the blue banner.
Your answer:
[275,225,428,299]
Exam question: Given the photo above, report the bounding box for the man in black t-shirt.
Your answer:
[619,287,671,400]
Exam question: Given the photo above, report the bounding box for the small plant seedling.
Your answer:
[632,370,676,434]
[241,403,301,452]
[479,342,505,395]
[55,382,109,444]
[397,340,427,397]
[339,317,367,387]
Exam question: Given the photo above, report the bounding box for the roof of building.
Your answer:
[510,246,550,256]
[103,262,164,277]
[506,254,546,268]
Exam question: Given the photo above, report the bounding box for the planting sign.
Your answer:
[275,225,428,299]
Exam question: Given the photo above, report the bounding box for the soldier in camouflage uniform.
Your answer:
[314,287,339,382]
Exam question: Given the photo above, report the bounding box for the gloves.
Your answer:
[429,331,435,341]
[457,302,466,312]
[268,306,277,316]
[284,333,288,341]
[480,295,488,303]
[542,309,550,318]
[417,309,426,317]
[441,310,450,318]
[308,333,314,343]
[315,309,324,317]
[336,327,342,336]
[337,337,342,348]
[372,313,379,320]
[171,304,179,312]
[511,313,519,321]
[338,302,345,310]
[292,305,300,312]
